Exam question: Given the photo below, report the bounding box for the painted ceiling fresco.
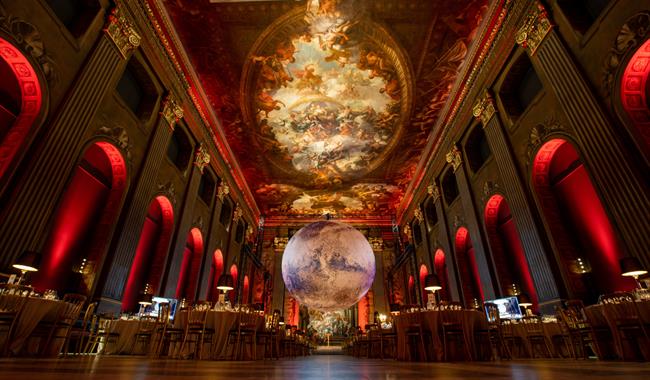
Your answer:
[163,0,489,220]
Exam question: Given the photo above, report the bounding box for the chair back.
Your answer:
[137,316,159,334]
[158,302,171,323]
[521,315,544,335]
[60,293,87,324]
[79,302,97,331]
[239,310,260,332]
[484,302,500,324]
[600,292,643,325]
[185,309,208,332]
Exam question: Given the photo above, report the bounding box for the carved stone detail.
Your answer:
[413,207,424,223]
[368,237,383,252]
[0,4,58,84]
[193,143,210,173]
[193,216,204,231]
[472,91,496,125]
[453,215,464,229]
[217,182,230,201]
[525,119,563,163]
[445,144,462,172]
[161,94,183,128]
[427,183,441,203]
[157,181,177,206]
[97,124,132,161]
[482,181,500,203]
[104,6,141,59]
[233,203,243,222]
[602,11,650,99]
[403,225,412,241]
[273,236,288,251]
[515,2,552,55]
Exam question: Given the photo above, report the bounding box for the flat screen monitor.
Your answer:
[147,297,178,320]
[485,296,522,319]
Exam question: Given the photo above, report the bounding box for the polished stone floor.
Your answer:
[0,355,648,379]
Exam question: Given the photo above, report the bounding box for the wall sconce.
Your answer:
[570,257,592,274]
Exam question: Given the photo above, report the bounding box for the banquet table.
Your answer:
[172,310,265,360]
[0,295,69,356]
[104,319,142,354]
[393,310,486,361]
[500,320,565,358]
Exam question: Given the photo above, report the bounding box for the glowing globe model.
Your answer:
[281,221,376,311]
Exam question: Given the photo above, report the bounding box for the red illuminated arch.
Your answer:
[242,275,250,304]
[434,249,450,301]
[620,39,650,155]
[122,195,174,311]
[35,142,127,294]
[0,38,43,182]
[176,228,204,301]
[207,249,224,302]
[419,264,429,307]
[230,264,238,304]
[455,227,484,306]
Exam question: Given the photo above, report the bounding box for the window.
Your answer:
[46,0,99,37]
[198,173,216,205]
[557,0,610,34]
[235,222,245,243]
[424,199,437,228]
[412,222,422,246]
[116,59,158,121]
[442,169,459,205]
[166,127,192,172]
[219,200,232,227]
[465,126,491,173]
[499,54,542,119]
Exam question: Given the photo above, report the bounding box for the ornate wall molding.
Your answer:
[161,94,183,128]
[481,180,500,203]
[427,183,441,203]
[515,2,552,56]
[104,6,141,59]
[0,4,58,85]
[217,181,230,201]
[193,143,210,173]
[472,91,496,125]
[602,11,650,99]
[445,144,462,172]
[452,214,465,230]
[192,215,204,232]
[233,203,243,223]
[157,181,177,206]
[413,207,424,223]
[96,124,132,162]
[525,118,564,163]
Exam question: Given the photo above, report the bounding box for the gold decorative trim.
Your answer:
[194,144,211,173]
[368,237,383,252]
[472,91,496,125]
[427,183,441,203]
[515,2,552,56]
[104,7,141,59]
[233,204,243,223]
[161,95,183,128]
[445,145,462,172]
[413,207,424,223]
[217,182,230,201]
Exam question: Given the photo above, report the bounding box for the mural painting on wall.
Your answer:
[308,309,351,338]
[164,0,488,218]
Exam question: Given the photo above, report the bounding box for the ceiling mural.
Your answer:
[164,0,489,220]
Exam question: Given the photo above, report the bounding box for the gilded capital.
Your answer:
[217,181,230,201]
[472,91,496,125]
[413,207,424,223]
[445,145,462,172]
[233,204,243,222]
[104,7,141,59]
[427,183,441,202]
[515,2,552,55]
[161,95,183,128]
[194,144,211,173]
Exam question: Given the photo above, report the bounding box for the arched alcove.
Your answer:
[484,194,539,311]
[35,142,127,294]
[242,275,250,304]
[207,249,224,302]
[455,227,484,306]
[0,37,43,183]
[122,196,174,311]
[175,228,204,301]
[434,249,450,301]
[619,38,650,157]
[419,264,429,307]
[229,264,238,304]
[532,138,635,304]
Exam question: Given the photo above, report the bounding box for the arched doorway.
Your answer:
[35,142,127,294]
[620,38,650,157]
[242,275,250,304]
[207,249,224,302]
[434,249,451,301]
[0,37,43,184]
[419,264,429,307]
[407,275,416,305]
[532,139,635,304]
[455,227,484,306]
[485,194,539,311]
[229,264,238,304]
[122,196,174,311]
[175,228,204,301]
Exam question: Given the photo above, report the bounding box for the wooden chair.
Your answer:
[500,319,525,358]
[0,284,29,356]
[441,302,473,361]
[379,325,397,359]
[227,311,258,360]
[84,314,119,354]
[130,316,159,355]
[556,300,600,359]
[478,302,510,360]
[364,324,382,358]
[405,322,430,361]
[600,292,649,360]
[63,301,96,355]
[38,293,86,356]
[521,316,553,358]
[179,308,214,359]
[280,325,297,358]
[257,310,281,360]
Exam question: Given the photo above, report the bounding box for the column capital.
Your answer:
[194,143,211,173]
[233,203,243,223]
[161,94,184,128]
[427,183,441,203]
[445,144,463,172]
[515,2,552,55]
[472,91,497,125]
[217,181,230,201]
[413,207,424,223]
[104,6,141,59]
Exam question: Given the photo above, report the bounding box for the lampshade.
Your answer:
[138,293,153,305]
[424,274,442,291]
[12,251,41,272]
[518,293,532,307]
[278,316,285,325]
[216,274,234,291]
[620,257,647,278]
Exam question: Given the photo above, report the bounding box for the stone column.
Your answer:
[0,7,141,269]
[162,144,211,298]
[428,183,461,302]
[445,146,497,300]
[516,3,650,264]
[473,91,562,309]
[196,193,223,300]
[97,95,183,309]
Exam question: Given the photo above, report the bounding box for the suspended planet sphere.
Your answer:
[282,221,376,311]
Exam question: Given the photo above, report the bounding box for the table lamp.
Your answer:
[216,274,234,305]
[620,257,647,289]
[518,293,533,316]
[138,293,153,316]
[424,274,441,309]
[12,251,40,284]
